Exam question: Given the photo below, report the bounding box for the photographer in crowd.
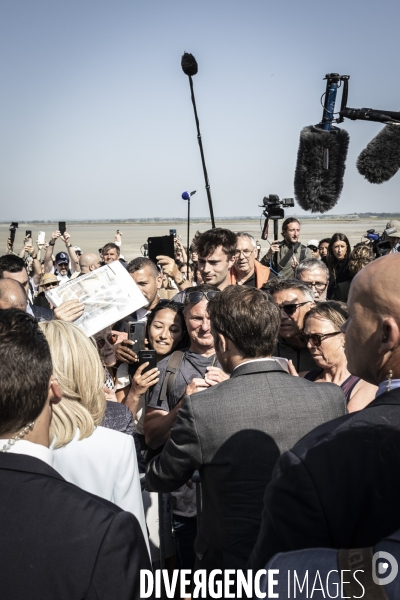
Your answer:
[44,230,80,281]
[260,217,312,278]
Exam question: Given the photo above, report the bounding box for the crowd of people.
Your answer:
[1,217,400,599]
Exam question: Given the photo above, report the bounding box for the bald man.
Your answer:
[0,279,28,311]
[250,254,400,570]
[78,252,101,275]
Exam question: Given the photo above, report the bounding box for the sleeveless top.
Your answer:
[304,368,360,403]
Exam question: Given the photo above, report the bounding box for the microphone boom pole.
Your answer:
[181,52,216,228]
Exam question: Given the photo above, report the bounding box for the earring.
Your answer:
[386,369,393,393]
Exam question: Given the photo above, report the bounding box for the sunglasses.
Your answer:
[184,290,220,304]
[96,333,118,349]
[276,301,312,316]
[43,282,59,288]
[299,331,342,347]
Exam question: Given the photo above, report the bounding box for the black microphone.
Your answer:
[294,125,350,213]
[356,122,400,184]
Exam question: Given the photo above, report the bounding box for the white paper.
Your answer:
[46,261,147,336]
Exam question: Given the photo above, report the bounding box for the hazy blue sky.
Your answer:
[1,0,399,221]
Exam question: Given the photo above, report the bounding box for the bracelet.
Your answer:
[67,245,72,248]
[49,241,55,246]
[176,277,185,286]
[31,254,37,259]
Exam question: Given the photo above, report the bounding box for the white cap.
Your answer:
[72,246,82,252]
[307,239,320,248]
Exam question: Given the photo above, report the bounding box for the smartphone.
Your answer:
[9,222,18,245]
[148,235,175,264]
[127,321,146,354]
[138,349,157,374]
[59,221,66,235]
[37,231,45,245]
[169,229,177,237]
[25,230,32,246]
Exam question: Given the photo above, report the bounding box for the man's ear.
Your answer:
[48,376,62,406]
[217,333,227,354]
[377,317,400,357]
[156,272,163,290]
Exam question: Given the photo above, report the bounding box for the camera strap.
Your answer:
[277,242,301,271]
[338,547,389,599]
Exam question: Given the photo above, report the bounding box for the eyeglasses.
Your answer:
[96,333,118,349]
[299,331,342,347]
[276,301,312,316]
[234,249,254,258]
[302,281,328,292]
[184,290,220,304]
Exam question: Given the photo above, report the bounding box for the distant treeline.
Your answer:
[1,213,399,225]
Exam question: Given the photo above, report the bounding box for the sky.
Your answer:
[1,0,399,222]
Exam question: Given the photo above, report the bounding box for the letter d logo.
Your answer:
[372,551,398,586]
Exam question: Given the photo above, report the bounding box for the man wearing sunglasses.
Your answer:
[146,286,345,574]
[295,258,329,301]
[263,278,318,372]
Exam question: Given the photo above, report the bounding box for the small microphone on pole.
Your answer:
[356,122,400,184]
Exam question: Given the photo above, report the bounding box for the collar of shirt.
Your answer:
[376,379,400,398]
[26,302,34,317]
[0,439,53,467]
[136,307,151,322]
[233,357,277,372]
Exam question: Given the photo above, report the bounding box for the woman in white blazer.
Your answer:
[38,320,149,555]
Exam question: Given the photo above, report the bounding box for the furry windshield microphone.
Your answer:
[294,73,350,213]
[181,52,198,76]
[181,52,216,228]
[356,123,400,183]
[294,125,350,213]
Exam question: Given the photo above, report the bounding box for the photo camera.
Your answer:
[364,227,396,257]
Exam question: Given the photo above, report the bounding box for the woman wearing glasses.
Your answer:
[295,301,377,412]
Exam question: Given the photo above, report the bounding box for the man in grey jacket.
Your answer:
[146,286,346,572]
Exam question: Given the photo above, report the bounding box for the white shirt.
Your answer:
[1,439,53,467]
[136,307,151,322]
[233,357,290,373]
[52,426,149,554]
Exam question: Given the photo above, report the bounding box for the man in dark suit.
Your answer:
[249,253,400,571]
[146,286,346,571]
[0,309,151,599]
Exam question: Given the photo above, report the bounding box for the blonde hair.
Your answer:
[38,321,106,448]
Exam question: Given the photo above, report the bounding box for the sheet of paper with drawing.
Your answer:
[46,261,147,336]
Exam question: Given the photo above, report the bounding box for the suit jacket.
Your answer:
[146,360,346,570]
[248,388,400,571]
[0,453,151,599]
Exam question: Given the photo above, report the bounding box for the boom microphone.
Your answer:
[356,122,400,184]
[294,73,350,213]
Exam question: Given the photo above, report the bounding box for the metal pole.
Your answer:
[273,220,279,272]
[187,198,190,280]
[188,75,216,228]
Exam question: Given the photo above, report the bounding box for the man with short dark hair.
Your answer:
[0,279,27,311]
[146,286,345,572]
[318,238,330,262]
[262,278,318,371]
[0,309,150,599]
[295,258,329,301]
[261,217,312,278]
